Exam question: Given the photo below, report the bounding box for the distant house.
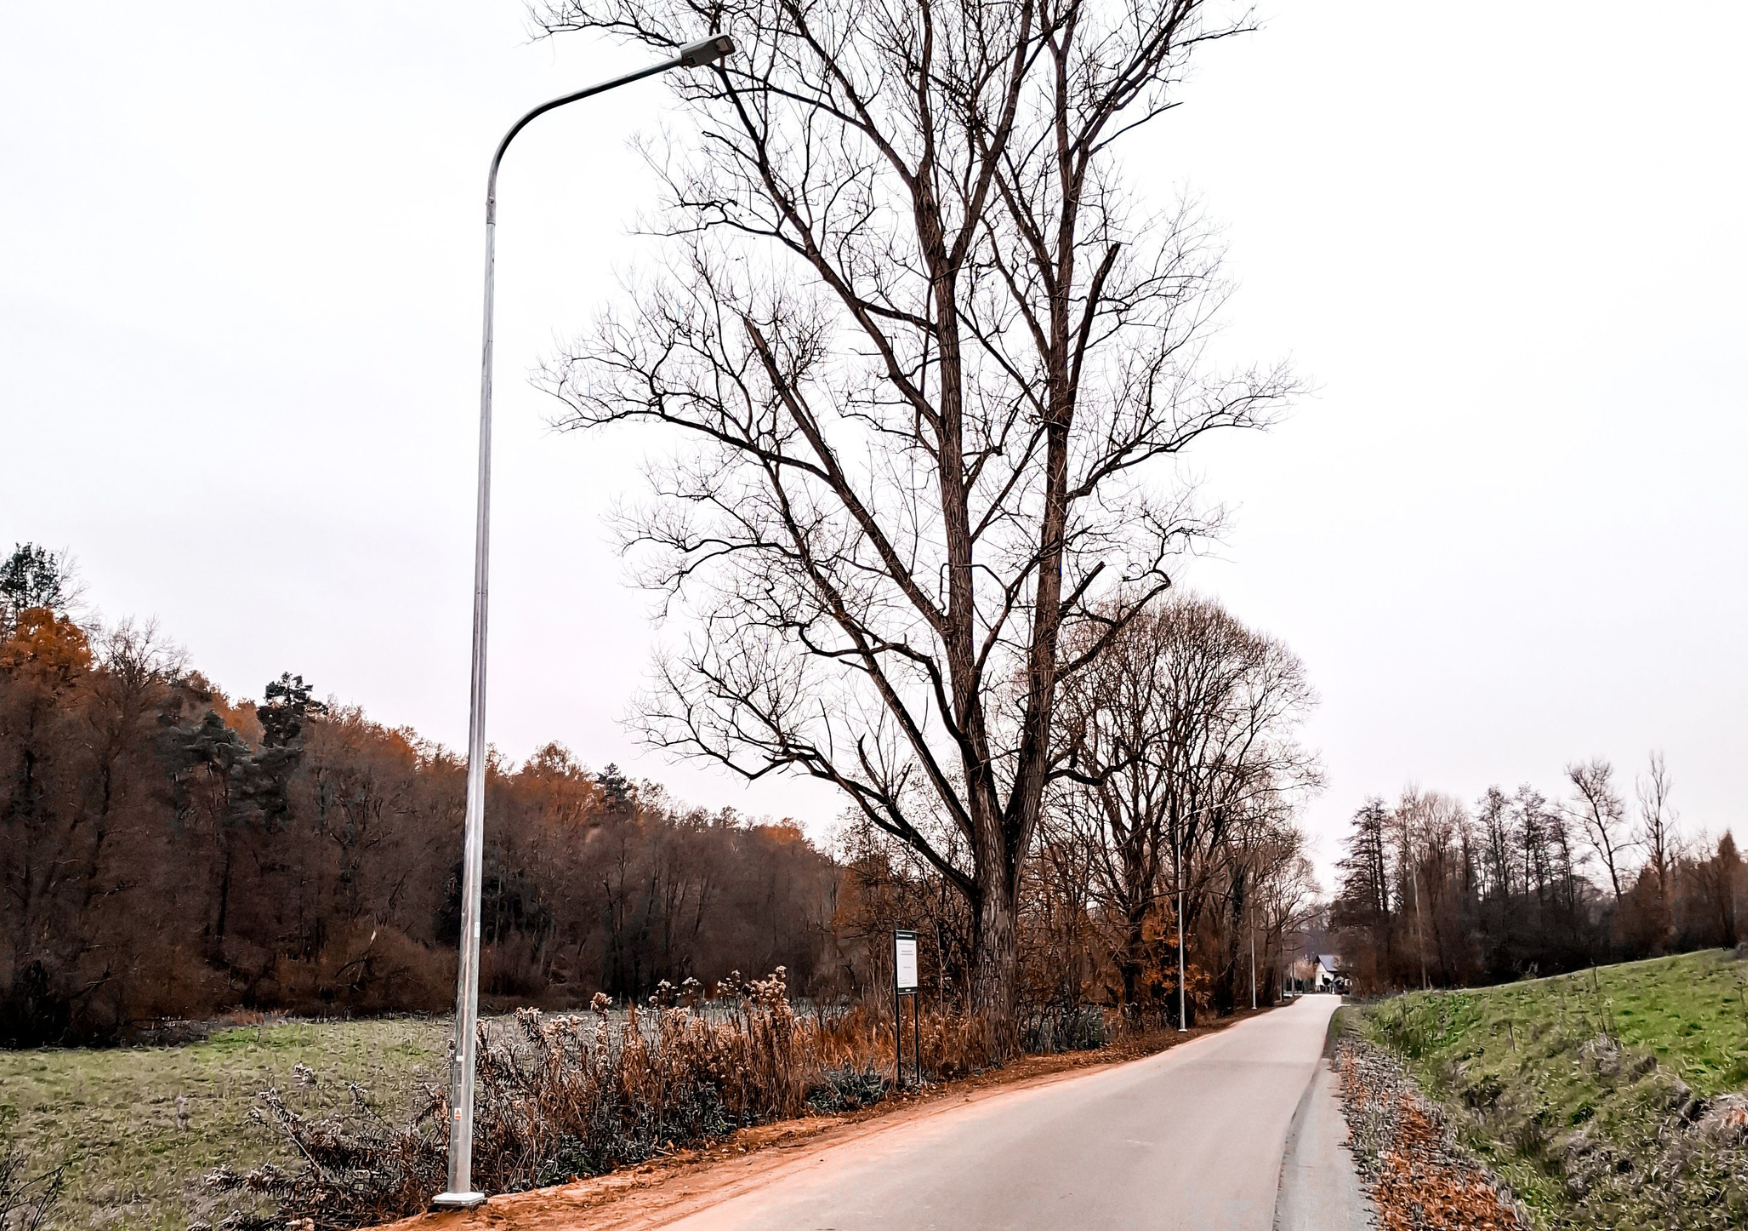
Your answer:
[1312,954,1345,992]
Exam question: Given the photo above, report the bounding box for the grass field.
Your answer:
[1358,948,1748,1229]
[0,1016,451,1230]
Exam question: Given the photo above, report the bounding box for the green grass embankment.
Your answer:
[1357,949,1748,1229]
[0,1017,448,1230]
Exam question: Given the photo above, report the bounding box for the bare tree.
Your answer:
[1634,750,1678,927]
[1566,757,1634,903]
[1475,785,1513,899]
[533,0,1290,1039]
[1393,788,1476,987]
[1050,594,1318,1011]
[1392,788,1432,990]
[1250,839,1319,993]
[1690,831,1744,949]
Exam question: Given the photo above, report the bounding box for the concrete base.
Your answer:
[431,1191,487,1210]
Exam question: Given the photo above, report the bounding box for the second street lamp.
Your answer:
[433,32,735,1211]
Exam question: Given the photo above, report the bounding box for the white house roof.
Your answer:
[1317,954,1342,971]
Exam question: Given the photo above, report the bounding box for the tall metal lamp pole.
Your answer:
[433,33,735,1210]
[1249,887,1257,1010]
[1174,818,1187,1033]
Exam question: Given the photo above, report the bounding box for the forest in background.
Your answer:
[1,544,1323,1047]
[0,543,849,1046]
[1330,766,1745,991]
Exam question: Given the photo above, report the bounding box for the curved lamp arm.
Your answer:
[486,34,735,222]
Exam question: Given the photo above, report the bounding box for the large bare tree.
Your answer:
[533,0,1290,1040]
[1634,752,1677,898]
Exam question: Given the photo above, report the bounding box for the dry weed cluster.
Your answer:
[207,971,1001,1230]
[0,1142,62,1231]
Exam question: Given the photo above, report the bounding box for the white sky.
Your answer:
[3,3,1743,885]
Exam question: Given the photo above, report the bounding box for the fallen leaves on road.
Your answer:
[1371,1099,1524,1231]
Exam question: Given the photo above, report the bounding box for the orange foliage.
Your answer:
[0,606,92,678]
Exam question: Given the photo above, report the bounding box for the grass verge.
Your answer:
[0,1016,449,1230]
[1354,949,1748,1229]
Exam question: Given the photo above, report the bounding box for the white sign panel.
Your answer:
[894,931,919,993]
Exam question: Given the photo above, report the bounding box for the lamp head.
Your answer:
[678,33,736,67]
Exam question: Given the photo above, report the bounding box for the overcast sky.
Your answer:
[3,3,1743,884]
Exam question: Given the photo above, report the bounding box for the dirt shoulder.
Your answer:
[378,1009,1267,1231]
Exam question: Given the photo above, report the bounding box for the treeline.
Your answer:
[1331,762,1744,991]
[836,596,1324,1036]
[2,544,1324,1045]
[0,551,841,1045]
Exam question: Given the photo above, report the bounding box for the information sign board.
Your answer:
[894,929,919,993]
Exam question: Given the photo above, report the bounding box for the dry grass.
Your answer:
[210,971,1008,1230]
[368,1010,1253,1231]
[0,1015,449,1231]
[3,976,1113,1231]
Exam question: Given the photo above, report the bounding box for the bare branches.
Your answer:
[1047,593,1321,1006]
[1634,751,1678,894]
[1566,757,1634,902]
[531,0,1284,1021]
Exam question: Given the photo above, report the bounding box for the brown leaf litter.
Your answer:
[1335,1036,1527,1231]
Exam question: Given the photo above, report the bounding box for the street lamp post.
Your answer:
[1249,892,1257,1011]
[1147,783,1279,1036]
[1173,818,1186,1033]
[1166,795,1262,1034]
[433,33,735,1211]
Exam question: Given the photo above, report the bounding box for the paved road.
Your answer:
[656,995,1351,1231]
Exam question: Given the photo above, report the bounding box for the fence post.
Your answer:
[894,980,903,1088]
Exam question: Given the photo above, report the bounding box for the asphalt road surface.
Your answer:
[657,994,1353,1231]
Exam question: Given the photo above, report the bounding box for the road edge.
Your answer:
[1273,1004,1375,1231]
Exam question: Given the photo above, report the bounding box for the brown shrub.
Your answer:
[210,970,965,1230]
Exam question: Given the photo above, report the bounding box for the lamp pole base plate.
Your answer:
[431,1192,487,1210]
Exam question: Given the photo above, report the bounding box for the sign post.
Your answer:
[893,929,919,1088]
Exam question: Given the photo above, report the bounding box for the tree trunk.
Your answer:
[1119,908,1147,1008]
[971,872,1021,1058]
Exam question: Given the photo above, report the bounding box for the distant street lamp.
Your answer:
[1165,795,1269,1034]
[434,33,735,1211]
[1249,888,1257,1011]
